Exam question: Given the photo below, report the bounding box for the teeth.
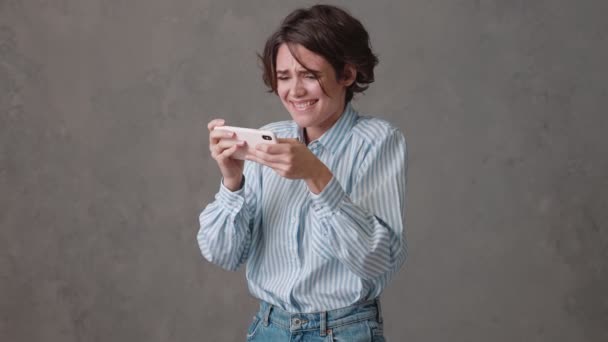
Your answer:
[293,100,317,109]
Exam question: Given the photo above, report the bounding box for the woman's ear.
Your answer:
[341,64,357,87]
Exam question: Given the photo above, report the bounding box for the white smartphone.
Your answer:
[213,125,278,160]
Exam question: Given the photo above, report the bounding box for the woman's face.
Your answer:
[275,43,354,140]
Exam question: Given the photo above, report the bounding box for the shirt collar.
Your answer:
[295,102,359,154]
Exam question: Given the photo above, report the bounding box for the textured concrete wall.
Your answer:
[1,1,607,341]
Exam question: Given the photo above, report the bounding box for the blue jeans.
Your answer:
[245,299,386,341]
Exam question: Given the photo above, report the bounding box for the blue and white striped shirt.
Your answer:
[198,103,407,312]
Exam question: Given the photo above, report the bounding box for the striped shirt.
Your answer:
[198,103,408,312]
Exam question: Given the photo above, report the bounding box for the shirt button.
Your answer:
[291,217,297,224]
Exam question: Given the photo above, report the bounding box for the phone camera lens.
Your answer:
[262,135,272,141]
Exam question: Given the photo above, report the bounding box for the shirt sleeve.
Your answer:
[197,161,260,271]
[309,129,408,280]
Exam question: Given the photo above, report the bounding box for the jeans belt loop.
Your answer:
[376,297,383,324]
[319,311,327,336]
[263,304,272,327]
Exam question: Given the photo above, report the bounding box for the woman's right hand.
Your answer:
[208,119,246,191]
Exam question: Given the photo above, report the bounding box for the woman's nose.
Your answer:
[291,78,306,97]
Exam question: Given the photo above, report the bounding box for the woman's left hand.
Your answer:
[246,138,333,193]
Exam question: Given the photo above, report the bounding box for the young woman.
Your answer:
[199,4,407,341]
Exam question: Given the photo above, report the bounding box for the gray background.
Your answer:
[1,0,607,341]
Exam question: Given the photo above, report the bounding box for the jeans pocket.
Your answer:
[246,315,262,340]
[366,320,386,342]
[328,320,373,342]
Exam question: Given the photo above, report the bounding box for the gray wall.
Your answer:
[1,1,607,341]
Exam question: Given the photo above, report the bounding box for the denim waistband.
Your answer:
[256,298,383,337]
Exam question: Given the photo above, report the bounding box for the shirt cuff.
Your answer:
[309,176,345,220]
[216,177,246,215]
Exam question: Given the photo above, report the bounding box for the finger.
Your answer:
[209,130,236,148]
[277,138,301,144]
[256,143,290,154]
[250,149,288,164]
[217,141,246,161]
[213,140,246,156]
[247,155,291,178]
[244,154,262,165]
[246,154,282,169]
[210,130,236,145]
[218,139,245,150]
[216,144,238,162]
[207,118,226,132]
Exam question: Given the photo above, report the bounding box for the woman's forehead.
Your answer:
[276,43,328,71]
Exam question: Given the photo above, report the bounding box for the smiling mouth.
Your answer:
[291,99,318,110]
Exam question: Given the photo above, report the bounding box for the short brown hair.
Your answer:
[259,4,379,104]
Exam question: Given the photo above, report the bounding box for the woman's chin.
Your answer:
[291,116,315,128]
[287,111,313,127]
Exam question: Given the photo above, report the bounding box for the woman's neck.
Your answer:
[303,103,346,144]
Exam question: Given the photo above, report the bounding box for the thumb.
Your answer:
[278,138,302,144]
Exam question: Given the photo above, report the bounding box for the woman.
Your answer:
[199,4,407,341]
